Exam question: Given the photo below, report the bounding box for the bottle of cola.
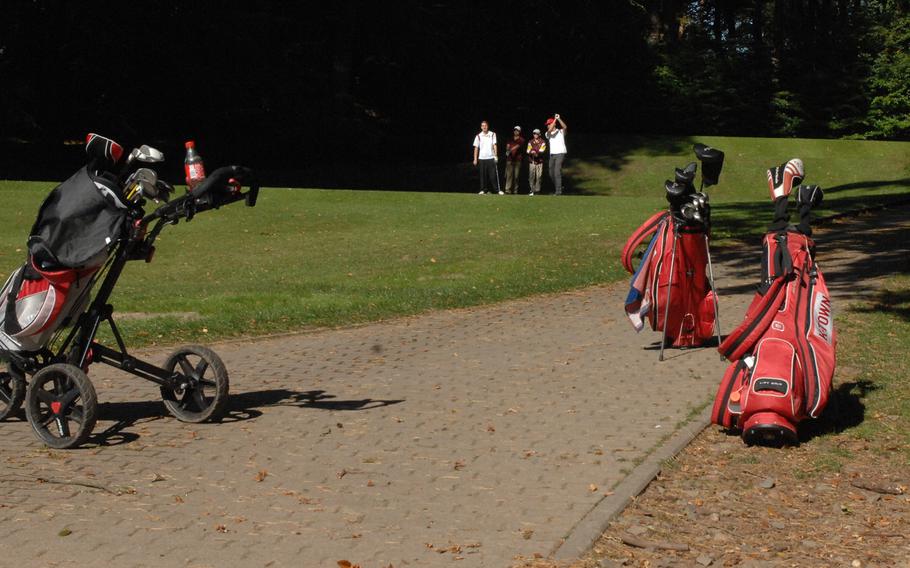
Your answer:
[184,140,206,189]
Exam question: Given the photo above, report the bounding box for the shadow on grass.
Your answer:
[713,190,910,246]
[563,134,694,196]
[850,288,910,323]
[90,389,403,446]
[714,193,910,291]
[825,178,910,194]
[799,380,875,442]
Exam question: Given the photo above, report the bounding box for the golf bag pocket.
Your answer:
[0,259,99,353]
[736,337,804,443]
[698,292,718,340]
[712,357,752,429]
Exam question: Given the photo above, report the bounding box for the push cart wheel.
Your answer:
[161,345,229,423]
[25,364,98,449]
[0,365,26,421]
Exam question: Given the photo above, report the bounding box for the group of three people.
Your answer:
[472,115,568,196]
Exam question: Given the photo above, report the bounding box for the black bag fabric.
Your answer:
[27,166,127,269]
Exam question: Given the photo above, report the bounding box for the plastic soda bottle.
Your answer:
[184,140,206,189]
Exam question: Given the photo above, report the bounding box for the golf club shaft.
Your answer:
[659,222,679,362]
[704,233,723,359]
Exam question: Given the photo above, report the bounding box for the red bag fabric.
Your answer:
[712,230,836,443]
[0,259,100,352]
[622,213,717,348]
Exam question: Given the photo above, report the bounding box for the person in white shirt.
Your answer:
[545,114,568,195]
[472,120,502,195]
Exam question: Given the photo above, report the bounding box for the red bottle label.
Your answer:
[186,163,205,181]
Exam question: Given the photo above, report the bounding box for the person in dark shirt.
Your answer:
[526,129,547,196]
[503,126,526,194]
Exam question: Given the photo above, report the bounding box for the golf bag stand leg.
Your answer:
[659,223,679,362]
[704,233,723,359]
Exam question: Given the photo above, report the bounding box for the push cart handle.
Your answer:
[143,165,258,225]
[189,165,254,200]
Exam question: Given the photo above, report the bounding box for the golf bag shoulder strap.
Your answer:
[621,211,670,274]
[718,274,786,361]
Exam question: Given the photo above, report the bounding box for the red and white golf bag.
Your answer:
[0,259,102,353]
[623,146,724,358]
[712,169,836,445]
[622,211,718,349]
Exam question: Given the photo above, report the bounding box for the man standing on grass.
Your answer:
[473,120,502,195]
[526,128,546,196]
[545,114,568,195]
[503,126,525,194]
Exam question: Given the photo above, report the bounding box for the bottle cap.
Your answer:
[185,140,195,149]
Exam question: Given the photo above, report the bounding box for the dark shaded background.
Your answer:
[1,1,907,189]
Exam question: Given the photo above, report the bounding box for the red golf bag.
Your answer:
[712,182,836,445]
[622,212,718,348]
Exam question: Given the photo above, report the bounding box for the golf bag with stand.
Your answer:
[712,159,836,446]
[622,144,724,360]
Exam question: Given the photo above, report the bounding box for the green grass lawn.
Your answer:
[830,275,910,466]
[566,134,910,239]
[0,134,907,346]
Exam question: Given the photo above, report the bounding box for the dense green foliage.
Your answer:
[645,1,910,140]
[1,1,907,185]
[864,8,910,139]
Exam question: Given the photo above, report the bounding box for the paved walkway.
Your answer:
[2,232,759,567]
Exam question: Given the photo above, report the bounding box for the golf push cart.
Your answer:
[0,133,259,449]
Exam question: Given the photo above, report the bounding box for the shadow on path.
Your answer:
[90,389,403,447]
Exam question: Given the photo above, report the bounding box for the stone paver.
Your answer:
[0,243,757,567]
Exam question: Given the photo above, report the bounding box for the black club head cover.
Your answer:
[694,143,724,186]
[769,196,791,231]
[665,179,694,210]
[675,162,697,185]
[795,184,823,236]
[796,184,824,209]
[85,133,125,173]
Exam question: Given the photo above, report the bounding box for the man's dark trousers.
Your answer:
[478,159,497,192]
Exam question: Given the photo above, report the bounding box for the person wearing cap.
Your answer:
[545,114,568,195]
[526,128,547,196]
[472,120,501,195]
[503,126,526,194]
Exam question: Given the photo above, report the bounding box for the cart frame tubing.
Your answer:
[10,219,184,390]
[704,233,724,359]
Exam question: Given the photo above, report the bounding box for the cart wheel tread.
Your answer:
[25,364,97,449]
[0,365,26,421]
[161,345,229,423]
